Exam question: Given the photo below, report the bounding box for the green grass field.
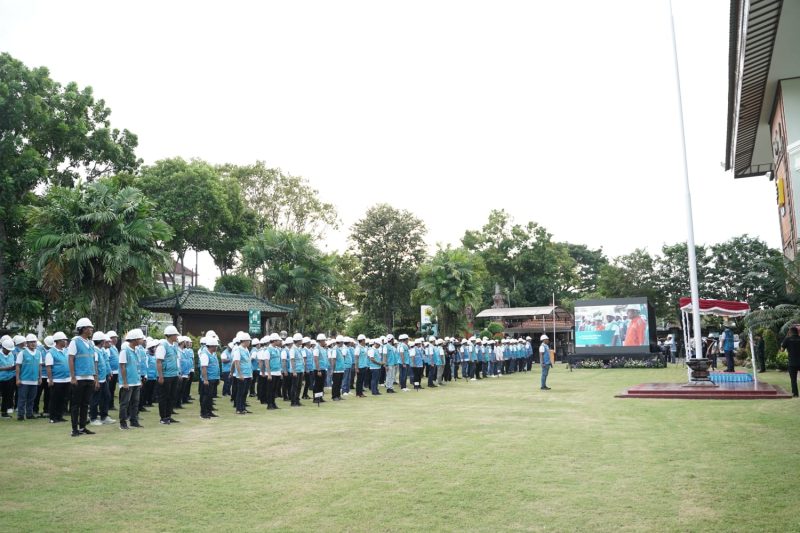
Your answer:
[2,365,799,532]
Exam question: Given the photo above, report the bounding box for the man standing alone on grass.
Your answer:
[539,334,552,390]
[781,327,800,397]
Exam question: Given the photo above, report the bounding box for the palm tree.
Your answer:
[27,180,173,331]
[413,247,486,336]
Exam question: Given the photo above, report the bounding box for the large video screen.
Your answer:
[574,298,655,355]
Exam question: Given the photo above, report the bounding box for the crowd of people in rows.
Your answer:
[0,318,555,437]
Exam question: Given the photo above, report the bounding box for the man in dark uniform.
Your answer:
[781,327,800,397]
[754,333,766,373]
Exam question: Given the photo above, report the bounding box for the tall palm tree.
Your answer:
[413,247,486,336]
[27,180,173,331]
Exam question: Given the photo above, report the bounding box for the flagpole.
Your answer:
[668,0,704,365]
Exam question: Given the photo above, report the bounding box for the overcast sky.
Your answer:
[0,0,780,287]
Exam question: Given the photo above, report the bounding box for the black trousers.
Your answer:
[70,379,94,431]
[725,350,735,372]
[290,373,302,405]
[235,377,251,411]
[181,373,193,402]
[221,371,231,396]
[118,386,140,424]
[427,365,436,386]
[257,375,268,404]
[444,356,452,381]
[0,377,15,414]
[34,377,48,414]
[313,370,326,400]
[349,366,356,390]
[250,371,258,395]
[789,365,799,396]
[108,374,118,407]
[49,382,70,420]
[399,365,409,389]
[200,380,218,416]
[332,372,343,399]
[142,379,156,407]
[302,372,311,398]
[265,375,279,407]
[158,377,178,420]
[356,367,368,395]
[412,367,423,389]
[475,361,483,379]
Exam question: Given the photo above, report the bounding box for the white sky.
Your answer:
[0,0,781,287]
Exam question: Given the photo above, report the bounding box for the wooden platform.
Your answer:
[616,381,792,400]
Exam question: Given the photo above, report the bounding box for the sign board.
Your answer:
[248,309,261,335]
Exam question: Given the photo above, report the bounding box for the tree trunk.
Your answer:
[180,253,186,291]
[0,219,6,328]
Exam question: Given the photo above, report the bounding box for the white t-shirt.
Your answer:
[199,352,210,367]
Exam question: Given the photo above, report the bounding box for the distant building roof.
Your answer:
[171,261,195,277]
[476,306,565,318]
[140,289,292,315]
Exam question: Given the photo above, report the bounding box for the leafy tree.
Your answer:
[462,209,577,308]
[214,274,254,294]
[349,204,427,330]
[220,162,338,238]
[565,243,608,297]
[137,158,227,288]
[706,235,783,308]
[412,247,486,336]
[26,179,173,331]
[597,248,664,316]
[0,53,139,326]
[207,177,258,276]
[653,243,711,324]
[241,228,339,332]
[344,313,384,339]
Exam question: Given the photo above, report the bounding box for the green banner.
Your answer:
[248,309,261,335]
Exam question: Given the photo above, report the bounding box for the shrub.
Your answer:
[772,350,789,371]
[762,329,778,363]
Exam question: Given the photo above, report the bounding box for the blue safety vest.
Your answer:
[368,347,382,369]
[201,348,221,381]
[233,346,252,378]
[72,337,96,377]
[0,350,14,381]
[18,348,40,383]
[120,346,142,386]
[48,347,70,381]
[159,341,179,378]
[108,345,120,373]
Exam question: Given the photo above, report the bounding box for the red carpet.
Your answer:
[616,381,792,400]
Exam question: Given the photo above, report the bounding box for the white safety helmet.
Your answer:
[25,333,37,343]
[12,335,25,345]
[428,336,436,342]
[357,334,366,342]
[43,336,54,348]
[237,332,252,342]
[270,333,281,342]
[398,334,409,341]
[2,338,14,351]
[316,333,327,341]
[52,331,68,342]
[293,333,303,342]
[386,334,394,340]
[106,330,118,339]
[76,317,93,329]
[146,338,160,350]
[206,337,219,347]
[260,336,271,345]
[92,331,106,342]
[336,335,344,343]
[540,334,549,341]
[164,325,179,336]
[284,337,294,345]
[206,330,218,339]
[126,328,145,341]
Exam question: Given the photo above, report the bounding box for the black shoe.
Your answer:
[541,386,551,390]
[371,392,381,396]
[159,419,171,425]
[174,405,184,410]
[209,413,219,417]
[109,406,116,411]
[81,427,95,435]
[302,395,310,400]
[119,423,130,430]
[236,410,247,415]
[168,418,180,423]
[291,403,301,407]
[386,389,396,393]
[200,415,211,419]
[17,417,24,421]
[139,407,149,412]
[0,413,9,418]
[25,415,35,420]
[130,421,143,428]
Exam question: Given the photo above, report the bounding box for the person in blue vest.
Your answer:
[354,334,369,398]
[473,338,484,380]
[68,318,98,436]
[220,338,232,397]
[181,336,196,405]
[136,336,150,413]
[382,334,398,394]
[45,332,70,423]
[231,332,253,415]
[721,325,736,373]
[287,333,305,407]
[301,337,314,400]
[281,336,293,402]
[459,340,470,381]
[330,335,346,401]
[411,338,425,390]
[156,325,182,425]
[0,337,16,418]
[539,334,552,390]
[367,338,383,395]
[342,336,354,396]
[397,334,411,392]
[262,333,281,410]
[89,332,114,427]
[199,335,221,419]
[255,335,268,405]
[105,331,120,411]
[250,336,261,399]
[15,334,41,421]
[142,338,158,409]
[118,329,144,430]
[32,335,49,418]
[312,334,329,404]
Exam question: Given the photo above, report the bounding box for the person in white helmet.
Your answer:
[329,336,346,401]
[141,338,159,411]
[220,337,233,397]
[118,329,145,430]
[301,337,314,400]
[0,337,16,418]
[311,334,329,404]
[89,332,114,426]
[287,334,305,406]
[68,318,98,436]
[198,336,221,419]
[264,333,282,410]
[105,331,120,411]
[354,334,369,397]
[156,325,181,424]
[231,332,253,415]
[45,332,70,423]
[342,337,355,396]
[539,334,552,390]
[397,334,411,392]
[15,334,41,420]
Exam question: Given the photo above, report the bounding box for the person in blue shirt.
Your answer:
[539,334,552,390]
[136,338,150,413]
[118,329,145,430]
[68,318,99,436]
[250,337,261,400]
[312,334,329,404]
[354,335,369,398]
[382,334,398,394]
[45,332,70,423]
[0,337,16,418]
[15,334,41,421]
[141,338,159,409]
[263,333,282,410]
[721,326,736,373]
[220,340,233,397]
[301,337,314,400]
[89,332,115,427]
[105,331,120,411]
[342,336,354,396]
[33,337,49,418]
[432,339,445,386]
[287,333,305,407]
[199,336,221,419]
[179,336,196,406]
[368,338,383,395]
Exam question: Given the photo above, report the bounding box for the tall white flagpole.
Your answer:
[668,0,704,364]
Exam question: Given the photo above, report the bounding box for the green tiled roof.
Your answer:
[140,289,292,314]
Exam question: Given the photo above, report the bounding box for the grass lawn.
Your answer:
[1,365,798,532]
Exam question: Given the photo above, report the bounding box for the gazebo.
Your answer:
[140,289,292,342]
